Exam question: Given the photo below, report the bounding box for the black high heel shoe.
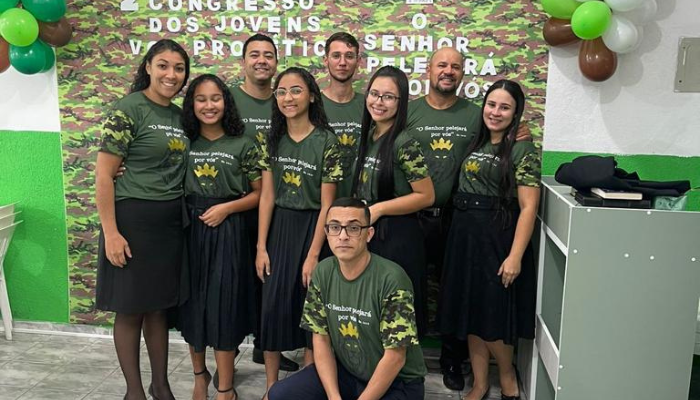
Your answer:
[218,386,238,400]
[501,392,520,400]
[193,369,211,400]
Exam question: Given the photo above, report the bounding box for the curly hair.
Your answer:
[351,66,409,201]
[181,74,245,141]
[130,39,190,94]
[267,67,333,158]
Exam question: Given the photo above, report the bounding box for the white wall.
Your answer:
[543,0,700,157]
[0,64,60,132]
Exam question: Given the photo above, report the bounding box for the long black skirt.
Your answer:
[369,214,427,338]
[438,195,536,345]
[96,198,184,314]
[178,197,256,352]
[260,207,326,351]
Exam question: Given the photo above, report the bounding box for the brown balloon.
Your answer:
[0,38,9,74]
[38,17,73,47]
[579,38,618,82]
[543,17,579,47]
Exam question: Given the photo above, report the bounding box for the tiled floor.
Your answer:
[0,331,506,400]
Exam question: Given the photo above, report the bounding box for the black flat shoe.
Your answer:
[442,365,465,391]
[501,392,520,400]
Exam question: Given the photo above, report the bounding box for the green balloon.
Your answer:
[0,0,19,14]
[541,0,581,19]
[21,0,66,23]
[0,8,39,46]
[9,39,49,74]
[571,1,612,40]
[40,40,54,71]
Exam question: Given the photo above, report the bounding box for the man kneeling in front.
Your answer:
[268,197,427,400]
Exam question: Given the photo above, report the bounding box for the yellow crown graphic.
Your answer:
[194,163,219,178]
[339,321,359,339]
[256,131,265,144]
[339,133,356,146]
[430,138,453,151]
[361,171,369,183]
[283,172,301,187]
[168,138,186,152]
[465,160,480,173]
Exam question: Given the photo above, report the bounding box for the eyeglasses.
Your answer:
[329,52,358,61]
[274,87,304,98]
[367,90,399,104]
[324,224,370,237]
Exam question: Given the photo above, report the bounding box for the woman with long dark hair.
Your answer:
[351,66,435,337]
[255,67,343,397]
[439,80,540,400]
[95,39,190,400]
[178,74,261,400]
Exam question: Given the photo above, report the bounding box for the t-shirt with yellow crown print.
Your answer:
[100,92,188,201]
[406,96,480,207]
[301,254,427,382]
[184,134,262,198]
[355,129,429,205]
[258,127,343,210]
[458,141,541,197]
[322,92,364,198]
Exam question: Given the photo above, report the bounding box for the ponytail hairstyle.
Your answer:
[351,66,409,201]
[130,39,191,94]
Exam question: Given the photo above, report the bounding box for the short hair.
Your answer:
[325,32,360,55]
[243,33,278,60]
[328,197,371,225]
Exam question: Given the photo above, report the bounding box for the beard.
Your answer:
[329,69,355,84]
[431,77,458,95]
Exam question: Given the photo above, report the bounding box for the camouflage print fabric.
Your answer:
[300,255,427,382]
[100,110,134,157]
[59,1,547,324]
[379,289,420,348]
[397,137,429,183]
[300,281,329,335]
[322,141,344,183]
[515,149,542,187]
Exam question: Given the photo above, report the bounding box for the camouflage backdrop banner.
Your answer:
[59,0,548,324]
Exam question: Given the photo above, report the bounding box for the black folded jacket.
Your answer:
[555,155,690,197]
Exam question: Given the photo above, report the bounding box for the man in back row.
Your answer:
[267,197,427,400]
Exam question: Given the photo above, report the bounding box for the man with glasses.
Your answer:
[321,32,364,198]
[267,197,427,400]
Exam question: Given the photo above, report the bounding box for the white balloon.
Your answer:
[602,15,640,54]
[617,0,657,25]
[604,0,645,12]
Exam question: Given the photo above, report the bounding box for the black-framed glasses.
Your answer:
[367,90,399,104]
[274,87,305,98]
[324,224,370,237]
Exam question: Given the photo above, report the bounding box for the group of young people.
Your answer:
[94,31,541,400]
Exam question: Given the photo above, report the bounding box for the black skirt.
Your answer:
[438,193,536,345]
[96,198,184,314]
[369,214,427,338]
[260,207,327,351]
[178,196,257,352]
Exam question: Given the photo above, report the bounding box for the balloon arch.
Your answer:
[0,0,73,75]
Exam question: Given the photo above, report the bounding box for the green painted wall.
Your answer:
[0,130,69,323]
[543,151,700,211]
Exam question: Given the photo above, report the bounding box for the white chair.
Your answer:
[0,221,22,340]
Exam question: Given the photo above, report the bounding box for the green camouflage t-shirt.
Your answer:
[322,92,364,198]
[301,254,428,382]
[259,127,343,210]
[355,130,429,205]
[184,134,262,198]
[100,92,188,201]
[407,96,480,207]
[230,85,272,143]
[458,141,541,197]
